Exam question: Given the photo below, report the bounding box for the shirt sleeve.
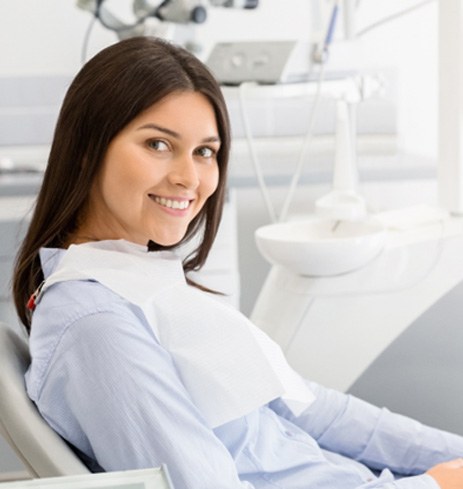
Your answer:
[34,305,253,489]
[270,379,463,477]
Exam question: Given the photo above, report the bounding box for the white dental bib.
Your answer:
[40,240,314,428]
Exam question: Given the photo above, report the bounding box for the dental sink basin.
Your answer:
[255,218,387,277]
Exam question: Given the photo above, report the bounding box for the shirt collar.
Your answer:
[39,248,65,279]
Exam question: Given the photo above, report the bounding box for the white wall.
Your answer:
[353,1,438,159]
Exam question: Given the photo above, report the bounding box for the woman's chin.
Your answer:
[146,237,184,251]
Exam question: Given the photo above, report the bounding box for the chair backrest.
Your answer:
[0,322,90,478]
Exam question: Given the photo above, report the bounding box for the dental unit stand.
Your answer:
[251,1,463,433]
[314,98,366,222]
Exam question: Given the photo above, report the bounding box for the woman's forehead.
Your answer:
[126,91,219,137]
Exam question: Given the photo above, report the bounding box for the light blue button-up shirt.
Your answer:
[25,248,463,489]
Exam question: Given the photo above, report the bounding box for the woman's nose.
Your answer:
[168,154,200,189]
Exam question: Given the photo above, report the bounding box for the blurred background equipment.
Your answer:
[76,0,258,47]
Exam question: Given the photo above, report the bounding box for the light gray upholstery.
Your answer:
[0,322,89,478]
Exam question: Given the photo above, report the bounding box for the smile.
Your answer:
[151,196,191,210]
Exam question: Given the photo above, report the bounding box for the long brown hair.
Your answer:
[13,37,231,332]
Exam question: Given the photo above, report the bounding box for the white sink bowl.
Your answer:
[255,218,387,277]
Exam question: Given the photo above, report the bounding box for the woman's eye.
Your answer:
[196,146,216,158]
[148,139,169,152]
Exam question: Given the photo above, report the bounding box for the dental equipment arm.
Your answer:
[209,0,258,8]
[76,0,258,39]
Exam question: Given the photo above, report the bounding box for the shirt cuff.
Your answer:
[390,474,440,489]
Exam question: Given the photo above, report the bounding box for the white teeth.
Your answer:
[154,196,190,210]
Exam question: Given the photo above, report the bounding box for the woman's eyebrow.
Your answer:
[137,123,220,144]
[202,136,221,144]
[137,123,179,138]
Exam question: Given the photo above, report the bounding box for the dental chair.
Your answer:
[0,321,175,488]
[0,321,90,478]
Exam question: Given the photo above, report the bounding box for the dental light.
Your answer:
[76,0,258,39]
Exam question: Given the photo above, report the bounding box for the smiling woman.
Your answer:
[72,91,221,247]
[13,36,230,330]
[10,37,463,489]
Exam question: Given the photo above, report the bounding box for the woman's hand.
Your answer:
[427,459,463,488]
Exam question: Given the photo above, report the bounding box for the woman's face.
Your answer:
[79,91,221,247]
